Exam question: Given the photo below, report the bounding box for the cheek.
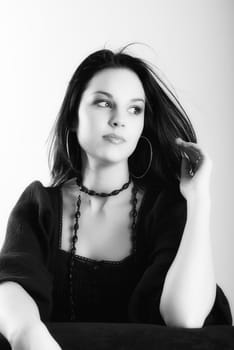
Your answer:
[130,118,144,141]
[77,112,103,148]
[126,119,144,154]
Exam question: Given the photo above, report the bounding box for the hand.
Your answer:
[11,322,62,350]
[175,137,212,200]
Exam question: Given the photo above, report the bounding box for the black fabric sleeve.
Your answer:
[0,181,55,322]
[128,185,233,326]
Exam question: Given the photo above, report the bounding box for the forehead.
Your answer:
[84,68,145,98]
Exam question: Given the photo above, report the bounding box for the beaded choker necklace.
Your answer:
[68,175,138,321]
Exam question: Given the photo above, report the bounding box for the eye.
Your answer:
[129,106,143,115]
[94,99,112,108]
[94,99,143,115]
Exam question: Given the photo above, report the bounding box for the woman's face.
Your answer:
[76,68,145,166]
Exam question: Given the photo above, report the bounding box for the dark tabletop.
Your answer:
[1,323,234,350]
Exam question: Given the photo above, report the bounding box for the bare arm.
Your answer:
[159,138,216,328]
[159,195,216,327]
[0,281,61,350]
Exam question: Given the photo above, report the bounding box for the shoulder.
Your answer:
[5,181,61,244]
[19,180,54,195]
[144,183,187,262]
[141,181,187,241]
[145,181,186,213]
[10,180,60,218]
[18,180,58,199]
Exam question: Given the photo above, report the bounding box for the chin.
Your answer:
[88,144,133,165]
[95,151,129,165]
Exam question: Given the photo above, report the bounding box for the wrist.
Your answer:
[11,321,62,350]
[11,321,46,347]
[186,192,211,206]
[186,193,211,225]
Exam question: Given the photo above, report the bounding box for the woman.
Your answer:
[0,44,232,350]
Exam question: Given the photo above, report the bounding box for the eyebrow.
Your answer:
[92,90,145,103]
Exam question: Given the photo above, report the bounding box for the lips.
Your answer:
[103,133,126,142]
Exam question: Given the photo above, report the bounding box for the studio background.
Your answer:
[0,0,233,322]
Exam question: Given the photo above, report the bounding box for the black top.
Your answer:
[52,250,139,322]
[0,180,232,325]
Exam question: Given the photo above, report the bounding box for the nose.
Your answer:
[109,120,125,127]
[108,111,125,128]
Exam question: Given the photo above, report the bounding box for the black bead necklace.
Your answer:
[68,175,138,321]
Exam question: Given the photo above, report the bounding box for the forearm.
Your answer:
[0,281,43,343]
[0,281,62,349]
[159,195,216,328]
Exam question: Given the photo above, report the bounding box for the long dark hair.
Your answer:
[48,43,197,191]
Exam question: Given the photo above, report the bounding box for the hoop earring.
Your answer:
[66,129,73,167]
[130,135,153,179]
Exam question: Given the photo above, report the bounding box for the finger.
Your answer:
[179,148,202,169]
[181,151,203,175]
[176,138,205,163]
[181,152,194,178]
[181,148,201,163]
[175,138,205,156]
[180,151,202,180]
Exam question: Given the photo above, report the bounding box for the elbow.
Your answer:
[182,319,205,328]
[159,300,205,328]
[162,315,205,328]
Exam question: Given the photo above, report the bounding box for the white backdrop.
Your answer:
[0,0,233,321]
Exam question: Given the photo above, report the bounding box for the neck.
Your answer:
[81,162,130,194]
[79,160,131,213]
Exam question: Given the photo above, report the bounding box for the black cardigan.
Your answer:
[0,180,232,325]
